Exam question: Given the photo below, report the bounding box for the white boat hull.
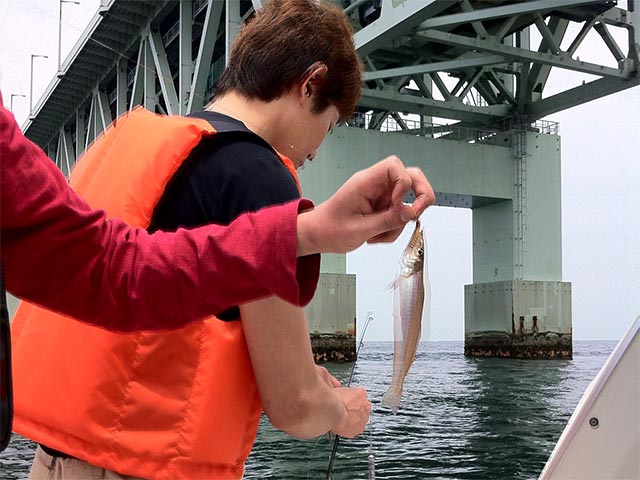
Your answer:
[540,316,640,479]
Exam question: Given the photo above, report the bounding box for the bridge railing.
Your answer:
[349,112,559,143]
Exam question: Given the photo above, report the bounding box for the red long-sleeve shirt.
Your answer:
[0,95,319,332]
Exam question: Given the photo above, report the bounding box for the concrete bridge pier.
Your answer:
[303,123,572,360]
[464,128,572,358]
[305,273,357,363]
[465,280,572,358]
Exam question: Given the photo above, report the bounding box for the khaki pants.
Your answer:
[28,446,146,480]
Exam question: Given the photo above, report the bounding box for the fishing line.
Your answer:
[326,311,374,480]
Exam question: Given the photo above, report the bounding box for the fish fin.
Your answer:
[386,277,401,291]
[381,387,402,414]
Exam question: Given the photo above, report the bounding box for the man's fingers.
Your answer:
[412,193,433,217]
[401,204,418,222]
[367,227,404,244]
[360,204,412,244]
[381,159,434,212]
[407,167,435,216]
[383,156,413,207]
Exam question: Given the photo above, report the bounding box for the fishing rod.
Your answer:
[326,312,374,480]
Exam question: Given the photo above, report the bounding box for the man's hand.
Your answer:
[297,156,435,255]
[331,387,371,438]
[316,365,341,388]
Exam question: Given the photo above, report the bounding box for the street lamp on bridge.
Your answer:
[29,54,48,118]
[10,93,26,113]
[58,0,80,72]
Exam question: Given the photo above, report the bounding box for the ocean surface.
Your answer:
[0,340,616,479]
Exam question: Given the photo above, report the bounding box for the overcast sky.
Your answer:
[1,0,638,342]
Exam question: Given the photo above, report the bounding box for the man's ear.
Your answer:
[299,62,328,101]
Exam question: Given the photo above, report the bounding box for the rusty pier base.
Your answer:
[465,331,572,358]
[465,281,573,358]
[311,333,356,363]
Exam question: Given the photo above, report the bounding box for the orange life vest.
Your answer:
[11,107,300,479]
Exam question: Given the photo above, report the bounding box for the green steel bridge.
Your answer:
[21,0,640,358]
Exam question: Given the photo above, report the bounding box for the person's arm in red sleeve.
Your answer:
[0,95,434,333]
[0,96,318,332]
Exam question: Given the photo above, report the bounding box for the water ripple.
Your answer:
[1,341,615,480]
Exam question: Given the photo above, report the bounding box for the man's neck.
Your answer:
[206,92,294,148]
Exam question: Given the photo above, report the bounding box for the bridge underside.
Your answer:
[21,0,639,358]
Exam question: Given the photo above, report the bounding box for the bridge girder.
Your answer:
[354,0,639,129]
[23,0,639,155]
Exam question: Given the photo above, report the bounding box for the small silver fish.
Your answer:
[382,220,429,414]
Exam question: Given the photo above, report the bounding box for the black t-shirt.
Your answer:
[149,111,301,320]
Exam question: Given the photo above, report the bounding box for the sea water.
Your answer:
[0,341,616,480]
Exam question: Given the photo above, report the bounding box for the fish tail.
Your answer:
[381,386,402,414]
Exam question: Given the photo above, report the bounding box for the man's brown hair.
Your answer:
[214,0,362,121]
